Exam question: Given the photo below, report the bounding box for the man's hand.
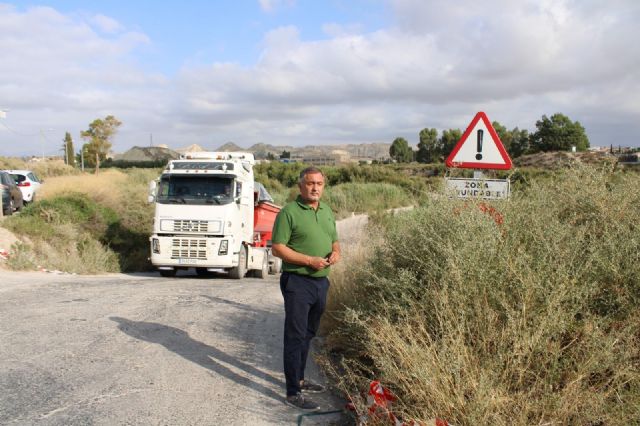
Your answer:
[327,250,340,265]
[307,256,330,271]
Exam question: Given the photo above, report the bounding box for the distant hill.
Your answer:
[216,142,245,152]
[113,146,180,162]
[176,144,205,154]
[215,142,391,160]
[113,142,392,162]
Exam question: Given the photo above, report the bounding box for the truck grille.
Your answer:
[171,238,207,259]
[172,220,210,232]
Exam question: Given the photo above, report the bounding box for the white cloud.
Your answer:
[1,1,639,156]
[91,14,123,34]
[258,0,296,14]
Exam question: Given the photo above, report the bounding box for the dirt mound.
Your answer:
[113,146,180,162]
[514,151,617,169]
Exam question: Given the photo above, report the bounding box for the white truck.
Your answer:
[148,152,281,278]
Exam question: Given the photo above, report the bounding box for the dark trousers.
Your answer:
[280,271,329,396]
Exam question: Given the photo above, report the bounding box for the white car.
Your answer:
[6,170,43,204]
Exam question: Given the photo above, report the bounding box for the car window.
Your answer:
[27,172,39,182]
[12,174,24,183]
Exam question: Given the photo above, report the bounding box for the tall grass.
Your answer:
[326,165,640,425]
[324,183,412,218]
[0,157,78,178]
[3,168,158,273]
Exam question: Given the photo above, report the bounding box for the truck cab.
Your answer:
[148,152,279,278]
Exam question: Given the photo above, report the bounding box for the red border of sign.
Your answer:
[445,111,512,170]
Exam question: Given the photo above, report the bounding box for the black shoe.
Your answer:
[285,393,320,411]
[300,379,326,394]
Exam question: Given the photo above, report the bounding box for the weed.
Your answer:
[326,165,640,425]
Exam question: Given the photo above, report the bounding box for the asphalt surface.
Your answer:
[0,270,346,425]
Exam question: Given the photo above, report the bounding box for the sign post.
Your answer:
[445,112,512,200]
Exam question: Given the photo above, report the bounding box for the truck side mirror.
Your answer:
[235,181,242,204]
[148,180,157,203]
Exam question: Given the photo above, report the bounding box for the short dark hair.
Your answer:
[298,166,325,184]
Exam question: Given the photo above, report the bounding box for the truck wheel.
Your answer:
[228,246,247,279]
[159,269,177,277]
[269,257,282,275]
[255,255,269,279]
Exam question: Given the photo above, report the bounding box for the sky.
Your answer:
[0,0,639,157]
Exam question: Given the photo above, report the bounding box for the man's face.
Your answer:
[299,172,325,203]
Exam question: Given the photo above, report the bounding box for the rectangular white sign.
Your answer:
[445,178,510,200]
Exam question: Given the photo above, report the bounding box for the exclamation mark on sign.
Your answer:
[476,129,484,160]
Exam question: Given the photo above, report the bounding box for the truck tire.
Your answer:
[228,246,247,279]
[255,255,269,279]
[269,257,282,275]
[159,269,177,278]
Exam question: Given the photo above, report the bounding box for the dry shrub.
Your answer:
[40,169,129,211]
[327,165,640,425]
[0,157,77,177]
[4,168,159,273]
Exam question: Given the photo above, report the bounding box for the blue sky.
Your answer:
[1,0,639,156]
[24,0,389,73]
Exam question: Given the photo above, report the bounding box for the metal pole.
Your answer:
[81,147,85,172]
[40,129,44,160]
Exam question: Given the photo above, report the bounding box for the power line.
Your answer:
[0,120,42,137]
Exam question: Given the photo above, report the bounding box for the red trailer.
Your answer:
[252,183,282,274]
[253,198,280,248]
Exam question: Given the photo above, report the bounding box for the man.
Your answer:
[271,166,341,411]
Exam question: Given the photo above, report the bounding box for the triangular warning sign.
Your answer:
[445,112,512,170]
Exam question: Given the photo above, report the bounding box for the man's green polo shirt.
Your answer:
[272,195,338,278]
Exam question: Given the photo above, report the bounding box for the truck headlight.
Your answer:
[218,240,228,255]
[152,238,160,254]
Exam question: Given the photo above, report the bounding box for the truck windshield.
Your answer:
[157,175,234,205]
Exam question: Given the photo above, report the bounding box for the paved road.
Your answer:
[0,270,344,425]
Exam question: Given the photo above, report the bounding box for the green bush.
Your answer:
[328,165,640,425]
[3,192,151,273]
[324,183,412,218]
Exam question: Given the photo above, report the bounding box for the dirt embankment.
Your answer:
[0,224,19,268]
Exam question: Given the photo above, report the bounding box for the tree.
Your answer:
[280,150,291,159]
[389,137,413,163]
[492,121,512,153]
[62,131,75,167]
[493,121,530,158]
[416,128,439,163]
[529,113,589,153]
[80,115,122,174]
[509,128,530,158]
[439,129,462,160]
